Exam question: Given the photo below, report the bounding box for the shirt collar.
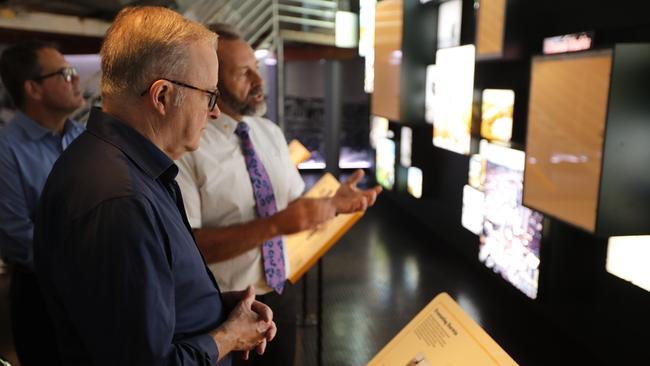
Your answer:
[13,110,83,141]
[85,107,176,181]
[212,112,243,138]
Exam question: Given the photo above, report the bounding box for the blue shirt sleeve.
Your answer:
[0,140,34,268]
[56,196,219,365]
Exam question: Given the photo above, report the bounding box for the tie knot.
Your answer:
[234,121,250,138]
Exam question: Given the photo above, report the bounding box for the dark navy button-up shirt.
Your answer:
[0,111,84,269]
[34,108,229,366]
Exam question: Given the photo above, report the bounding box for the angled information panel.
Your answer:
[288,139,311,167]
[285,173,364,283]
[368,292,518,366]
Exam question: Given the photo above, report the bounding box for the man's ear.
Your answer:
[23,80,43,103]
[149,79,172,116]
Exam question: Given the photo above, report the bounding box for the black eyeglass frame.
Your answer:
[33,66,78,83]
[140,78,220,111]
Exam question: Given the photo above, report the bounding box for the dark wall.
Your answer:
[375,1,650,364]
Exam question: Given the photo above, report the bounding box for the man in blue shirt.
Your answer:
[34,6,275,365]
[0,40,85,365]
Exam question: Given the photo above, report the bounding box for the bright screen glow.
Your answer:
[424,64,438,124]
[376,137,396,190]
[437,0,462,49]
[370,116,390,149]
[607,236,650,292]
[432,45,475,155]
[479,140,543,299]
[407,166,423,198]
[481,89,514,143]
[462,185,485,235]
[400,126,412,167]
[359,0,377,92]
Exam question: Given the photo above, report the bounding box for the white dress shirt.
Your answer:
[176,113,305,294]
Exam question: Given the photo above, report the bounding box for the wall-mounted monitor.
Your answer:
[359,0,377,93]
[475,0,506,58]
[468,154,486,190]
[437,0,462,49]
[461,184,485,235]
[407,166,423,199]
[523,50,612,233]
[607,235,650,292]
[481,89,514,143]
[372,0,402,121]
[432,45,475,155]
[479,140,543,299]
[400,126,413,167]
[376,137,396,190]
[424,64,438,124]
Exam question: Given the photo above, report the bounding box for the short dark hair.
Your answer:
[0,40,59,109]
[206,23,242,41]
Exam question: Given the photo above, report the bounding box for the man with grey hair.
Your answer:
[177,23,381,365]
[34,7,275,365]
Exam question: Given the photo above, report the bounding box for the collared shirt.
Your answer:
[176,113,305,294]
[0,111,84,270]
[33,108,227,366]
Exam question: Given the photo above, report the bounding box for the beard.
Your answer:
[219,84,267,117]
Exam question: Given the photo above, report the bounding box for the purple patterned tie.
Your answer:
[235,121,285,294]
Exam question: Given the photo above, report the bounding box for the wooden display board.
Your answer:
[368,292,518,366]
[285,173,364,283]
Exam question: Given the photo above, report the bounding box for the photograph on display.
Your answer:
[359,0,377,93]
[400,126,412,167]
[407,166,423,199]
[475,0,506,58]
[437,0,462,49]
[432,45,475,155]
[370,115,390,149]
[481,89,514,143]
[424,64,438,124]
[376,137,396,190]
[478,141,543,299]
[468,154,486,190]
[523,50,612,233]
[462,185,485,235]
[606,236,650,293]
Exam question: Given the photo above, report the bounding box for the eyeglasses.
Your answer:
[140,78,220,112]
[33,67,78,83]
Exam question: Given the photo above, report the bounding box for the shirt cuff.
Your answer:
[182,333,219,365]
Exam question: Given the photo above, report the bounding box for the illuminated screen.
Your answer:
[476,0,506,58]
[407,166,423,198]
[468,154,486,190]
[479,141,543,299]
[462,185,485,235]
[607,236,650,292]
[481,89,514,143]
[370,116,390,149]
[400,126,412,167]
[432,45,475,155]
[376,137,396,190]
[359,0,377,92]
[523,50,612,233]
[437,0,462,49]
[424,64,438,124]
[372,0,402,121]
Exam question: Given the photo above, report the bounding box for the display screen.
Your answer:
[400,126,413,167]
[370,116,390,149]
[462,184,485,235]
[432,45,475,155]
[607,236,650,292]
[376,137,396,190]
[359,0,377,93]
[475,0,506,58]
[468,154,486,190]
[479,141,543,299]
[407,166,423,198]
[424,64,438,124]
[437,0,462,49]
[372,0,402,121]
[481,89,514,143]
[523,50,612,233]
